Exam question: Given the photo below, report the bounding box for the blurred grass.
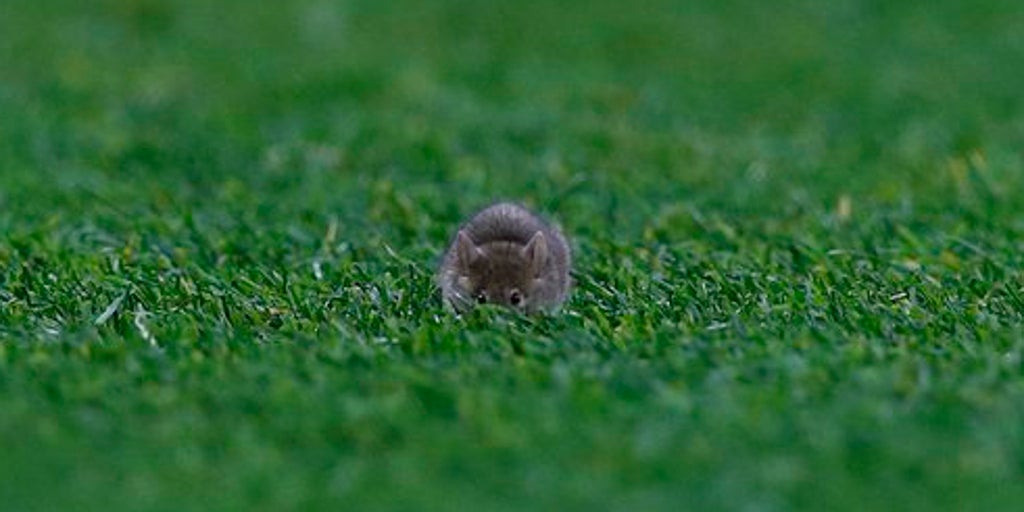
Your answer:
[1,0,1023,510]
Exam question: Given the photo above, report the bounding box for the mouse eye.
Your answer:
[509,290,522,306]
[474,291,488,304]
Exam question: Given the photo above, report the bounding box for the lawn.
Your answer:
[1,0,1023,510]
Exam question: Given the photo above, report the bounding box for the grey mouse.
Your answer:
[438,202,571,313]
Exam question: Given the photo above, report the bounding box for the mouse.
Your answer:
[437,202,571,313]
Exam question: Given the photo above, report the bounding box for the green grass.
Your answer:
[2,0,1024,510]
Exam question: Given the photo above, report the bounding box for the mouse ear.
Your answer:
[456,230,482,267]
[523,231,548,276]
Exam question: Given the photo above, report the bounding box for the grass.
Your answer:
[1,0,1023,510]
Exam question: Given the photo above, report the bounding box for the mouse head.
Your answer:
[454,230,548,311]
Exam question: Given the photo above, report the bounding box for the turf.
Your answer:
[1,0,1023,510]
